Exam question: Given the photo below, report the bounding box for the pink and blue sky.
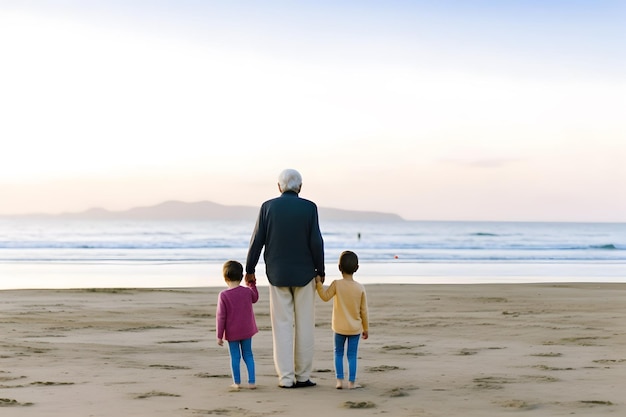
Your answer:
[1,1,624,221]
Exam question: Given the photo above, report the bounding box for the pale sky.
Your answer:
[1,1,625,222]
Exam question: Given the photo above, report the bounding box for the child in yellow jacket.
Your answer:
[316,250,369,389]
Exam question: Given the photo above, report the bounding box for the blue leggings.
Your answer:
[227,338,255,385]
[334,333,360,382]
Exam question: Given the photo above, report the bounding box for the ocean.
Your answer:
[1,219,625,289]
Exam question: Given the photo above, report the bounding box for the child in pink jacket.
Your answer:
[217,260,259,390]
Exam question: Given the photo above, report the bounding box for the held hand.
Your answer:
[362,331,369,340]
[217,339,224,346]
[315,275,322,284]
[245,273,256,284]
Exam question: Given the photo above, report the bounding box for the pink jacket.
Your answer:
[216,283,259,341]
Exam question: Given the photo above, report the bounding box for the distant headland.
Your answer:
[6,200,405,222]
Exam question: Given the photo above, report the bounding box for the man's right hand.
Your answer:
[245,273,256,284]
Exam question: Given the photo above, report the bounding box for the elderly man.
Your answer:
[245,169,325,388]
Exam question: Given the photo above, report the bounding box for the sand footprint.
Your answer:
[384,386,418,397]
[495,399,539,410]
[0,398,34,407]
[365,365,403,372]
[188,406,269,416]
[133,391,181,399]
[343,401,376,409]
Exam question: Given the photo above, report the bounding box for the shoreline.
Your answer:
[1,283,625,416]
[2,261,626,290]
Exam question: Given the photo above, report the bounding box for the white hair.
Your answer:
[278,169,302,193]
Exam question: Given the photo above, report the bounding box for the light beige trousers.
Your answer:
[269,281,316,387]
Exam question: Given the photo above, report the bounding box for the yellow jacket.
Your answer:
[316,279,368,336]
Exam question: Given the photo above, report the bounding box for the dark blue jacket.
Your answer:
[246,191,325,287]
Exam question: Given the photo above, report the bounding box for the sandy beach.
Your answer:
[1,283,625,416]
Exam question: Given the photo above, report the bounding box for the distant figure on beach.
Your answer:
[315,250,369,389]
[245,168,325,388]
[216,260,259,391]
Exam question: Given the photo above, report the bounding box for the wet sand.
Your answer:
[1,283,625,416]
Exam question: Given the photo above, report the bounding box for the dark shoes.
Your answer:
[295,380,317,388]
[278,380,317,389]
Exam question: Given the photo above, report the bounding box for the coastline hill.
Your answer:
[9,200,405,222]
